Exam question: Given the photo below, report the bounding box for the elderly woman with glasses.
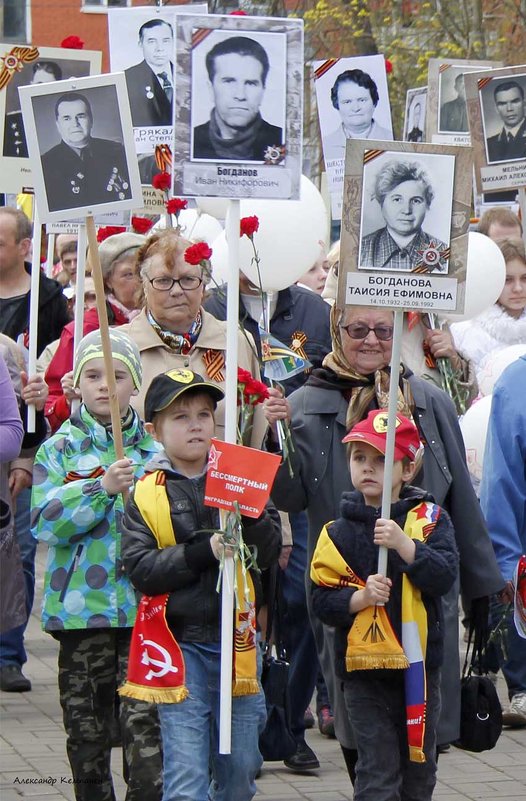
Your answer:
[120,230,263,441]
[264,304,503,782]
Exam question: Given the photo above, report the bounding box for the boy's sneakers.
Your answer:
[284,740,320,772]
[303,706,315,729]
[0,664,31,692]
[317,704,336,738]
[502,692,526,727]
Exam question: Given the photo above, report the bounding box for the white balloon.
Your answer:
[208,176,327,293]
[441,232,506,322]
[478,344,526,396]
[176,209,223,245]
[195,198,230,220]
[459,395,493,482]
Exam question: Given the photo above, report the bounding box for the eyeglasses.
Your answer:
[147,275,203,292]
[341,323,394,341]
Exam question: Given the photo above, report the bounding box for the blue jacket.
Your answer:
[31,404,159,632]
[480,355,526,581]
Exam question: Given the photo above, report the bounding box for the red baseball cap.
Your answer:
[342,409,421,461]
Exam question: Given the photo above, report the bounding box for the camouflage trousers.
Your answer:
[54,628,162,801]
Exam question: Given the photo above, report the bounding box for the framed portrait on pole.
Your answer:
[465,64,526,195]
[426,58,502,146]
[0,44,101,193]
[313,54,393,220]
[19,72,142,223]
[173,13,304,201]
[337,140,473,316]
[403,87,427,143]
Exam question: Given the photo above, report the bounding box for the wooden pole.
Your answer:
[26,205,42,433]
[71,224,86,416]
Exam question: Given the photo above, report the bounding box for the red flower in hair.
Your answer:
[385,58,393,74]
[166,198,188,216]
[184,242,212,266]
[131,216,154,235]
[61,35,84,49]
[97,226,126,243]
[240,215,259,239]
[229,9,248,15]
[152,171,171,192]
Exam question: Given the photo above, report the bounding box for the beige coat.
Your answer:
[120,308,267,446]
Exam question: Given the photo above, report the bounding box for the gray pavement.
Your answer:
[1,543,525,801]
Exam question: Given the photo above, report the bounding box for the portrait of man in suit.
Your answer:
[360,159,449,274]
[192,35,283,162]
[40,91,132,212]
[439,73,468,133]
[485,79,526,164]
[124,18,174,127]
[406,100,424,142]
[3,61,63,158]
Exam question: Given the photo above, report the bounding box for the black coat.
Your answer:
[204,285,332,396]
[193,117,283,161]
[122,462,281,643]
[41,138,131,212]
[311,487,458,679]
[486,118,526,162]
[124,60,173,127]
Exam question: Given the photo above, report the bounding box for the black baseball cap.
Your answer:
[145,369,225,422]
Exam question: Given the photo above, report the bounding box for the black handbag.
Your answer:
[454,603,502,753]
[258,564,297,762]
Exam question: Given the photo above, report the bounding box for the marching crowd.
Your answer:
[0,201,525,801]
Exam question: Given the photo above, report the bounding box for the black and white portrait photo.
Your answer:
[190,30,286,163]
[19,73,142,222]
[0,44,101,193]
[480,74,526,164]
[124,18,175,128]
[438,67,470,134]
[358,153,455,274]
[403,88,427,142]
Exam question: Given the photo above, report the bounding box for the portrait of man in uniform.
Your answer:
[192,35,283,162]
[124,18,174,127]
[3,61,63,158]
[485,79,526,163]
[439,72,468,133]
[40,91,132,212]
[359,159,449,274]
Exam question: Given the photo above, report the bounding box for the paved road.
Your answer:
[1,544,525,800]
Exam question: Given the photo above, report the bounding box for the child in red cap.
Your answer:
[310,409,458,801]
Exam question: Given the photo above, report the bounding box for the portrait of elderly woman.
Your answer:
[322,69,392,163]
[119,230,264,442]
[359,159,450,274]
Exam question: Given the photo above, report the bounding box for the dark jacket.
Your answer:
[0,264,70,357]
[204,285,332,396]
[486,118,526,163]
[122,453,281,643]
[125,60,173,127]
[41,138,131,212]
[311,487,458,679]
[193,118,283,162]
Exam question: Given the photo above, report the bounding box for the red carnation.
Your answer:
[237,367,253,386]
[184,242,212,266]
[61,35,84,49]
[229,9,248,15]
[97,226,126,243]
[166,198,188,216]
[152,171,171,192]
[240,215,259,239]
[385,58,393,74]
[131,216,154,235]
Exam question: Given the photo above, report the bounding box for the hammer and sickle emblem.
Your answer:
[141,639,179,681]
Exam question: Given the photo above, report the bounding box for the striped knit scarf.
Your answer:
[310,500,441,762]
[119,470,259,704]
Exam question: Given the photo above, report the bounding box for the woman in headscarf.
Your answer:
[264,303,503,778]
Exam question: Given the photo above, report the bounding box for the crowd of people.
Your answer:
[0,200,525,801]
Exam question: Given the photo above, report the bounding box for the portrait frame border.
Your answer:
[465,63,526,195]
[426,57,502,144]
[0,44,102,194]
[337,139,472,316]
[402,86,427,143]
[173,13,303,201]
[18,71,143,224]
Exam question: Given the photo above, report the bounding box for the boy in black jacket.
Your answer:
[311,409,458,801]
[121,369,281,801]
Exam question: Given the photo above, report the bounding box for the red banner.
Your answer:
[204,438,281,518]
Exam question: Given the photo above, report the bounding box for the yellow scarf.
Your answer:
[311,500,441,762]
[120,470,259,703]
